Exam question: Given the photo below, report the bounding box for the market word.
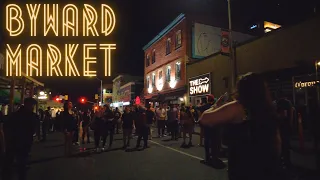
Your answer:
[189,77,210,95]
[5,4,116,77]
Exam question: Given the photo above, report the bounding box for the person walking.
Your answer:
[135,106,148,149]
[42,107,51,142]
[114,107,122,134]
[81,110,91,144]
[102,105,115,151]
[146,105,155,140]
[167,104,179,140]
[180,105,195,147]
[122,106,134,149]
[92,107,104,152]
[62,102,77,157]
[200,73,282,180]
[2,98,38,180]
[155,104,166,137]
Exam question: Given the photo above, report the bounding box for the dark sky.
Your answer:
[1,0,319,102]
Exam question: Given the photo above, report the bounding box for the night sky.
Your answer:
[1,0,319,102]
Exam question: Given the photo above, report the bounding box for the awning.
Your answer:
[148,88,186,102]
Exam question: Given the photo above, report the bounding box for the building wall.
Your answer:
[236,16,320,75]
[187,16,320,103]
[144,18,188,98]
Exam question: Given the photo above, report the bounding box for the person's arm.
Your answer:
[200,101,244,127]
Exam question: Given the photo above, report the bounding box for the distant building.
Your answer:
[143,13,254,105]
[102,84,113,104]
[112,75,143,105]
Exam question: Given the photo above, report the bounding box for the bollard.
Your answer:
[298,113,304,152]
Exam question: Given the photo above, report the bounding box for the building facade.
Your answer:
[143,13,254,105]
[187,15,320,129]
[112,75,143,105]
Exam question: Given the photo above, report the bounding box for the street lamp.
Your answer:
[90,77,103,105]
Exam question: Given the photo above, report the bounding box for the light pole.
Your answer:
[227,0,236,90]
[90,77,103,105]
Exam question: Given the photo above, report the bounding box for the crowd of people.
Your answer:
[0,72,297,180]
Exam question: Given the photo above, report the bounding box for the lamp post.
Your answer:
[90,77,103,105]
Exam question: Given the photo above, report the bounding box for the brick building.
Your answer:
[143,13,253,105]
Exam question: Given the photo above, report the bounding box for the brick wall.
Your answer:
[144,19,188,98]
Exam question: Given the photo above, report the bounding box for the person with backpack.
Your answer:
[200,73,282,180]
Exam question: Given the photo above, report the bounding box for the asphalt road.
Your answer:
[26,132,229,180]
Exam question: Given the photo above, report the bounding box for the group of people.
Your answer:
[0,72,296,180]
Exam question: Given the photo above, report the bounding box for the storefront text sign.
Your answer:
[295,81,319,88]
[5,4,116,77]
[189,73,211,96]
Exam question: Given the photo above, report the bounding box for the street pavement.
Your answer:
[24,127,320,180]
[27,131,228,180]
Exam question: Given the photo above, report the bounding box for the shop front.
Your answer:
[147,88,186,108]
[188,73,211,105]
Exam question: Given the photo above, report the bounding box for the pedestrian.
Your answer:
[62,102,76,157]
[102,105,115,151]
[198,94,225,169]
[200,72,282,180]
[135,106,148,149]
[81,110,91,144]
[167,104,178,140]
[155,104,166,137]
[146,105,155,140]
[42,107,51,142]
[114,107,122,134]
[275,90,293,169]
[180,105,194,147]
[92,107,104,152]
[72,111,80,145]
[2,97,38,180]
[122,106,134,149]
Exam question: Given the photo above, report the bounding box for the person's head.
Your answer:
[146,104,151,110]
[115,107,119,111]
[23,98,37,112]
[206,94,215,103]
[47,107,50,110]
[63,101,73,112]
[124,106,130,112]
[159,104,163,109]
[169,104,174,109]
[236,72,272,110]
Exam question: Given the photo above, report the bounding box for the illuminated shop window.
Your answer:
[146,76,150,88]
[159,70,163,80]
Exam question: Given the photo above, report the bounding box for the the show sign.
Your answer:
[189,73,211,96]
[5,3,116,77]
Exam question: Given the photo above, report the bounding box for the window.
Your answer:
[159,70,162,80]
[152,73,155,87]
[146,76,150,88]
[166,38,171,55]
[145,55,150,67]
[152,49,156,64]
[175,30,182,48]
[166,66,171,82]
[175,62,181,80]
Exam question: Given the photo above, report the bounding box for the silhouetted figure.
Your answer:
[2,98,38,180]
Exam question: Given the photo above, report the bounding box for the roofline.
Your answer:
[142,13,186,51]
[120,82,135,89]
[112,75,123,82]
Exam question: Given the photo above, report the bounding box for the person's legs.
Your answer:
[143,128,148,148]
[86,128,90,143]
[188,132,193,146]
[94,131,100,148]
[109,127,114,147]
[2,148,15,180]
[82,127,86,144]
[16,149,29,180]
[157,121,161,137]
[204,129,211,162]
[123,130,127,147]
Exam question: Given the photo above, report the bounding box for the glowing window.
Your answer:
[175,30,182,49]
[145,54,150,67]
[166,38,171,55]
[166,66,171,82]
[152,49,156,64]
[175,62,181,80]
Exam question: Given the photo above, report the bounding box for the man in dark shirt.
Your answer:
[102,105,115,150]
[122,106,134,148]
[2,97,38,180]
[146,105,155,140]
[276,91,293,168]
[199,94,225,169]
[135,106,148,149]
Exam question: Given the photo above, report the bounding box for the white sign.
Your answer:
[189,73,211,96]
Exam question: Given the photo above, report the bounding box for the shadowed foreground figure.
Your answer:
[2,98,38,180]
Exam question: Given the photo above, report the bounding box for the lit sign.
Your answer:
[295,81,319,88]
[189,73,211,96]
[5,4,116,77]
[250,25,257,29]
